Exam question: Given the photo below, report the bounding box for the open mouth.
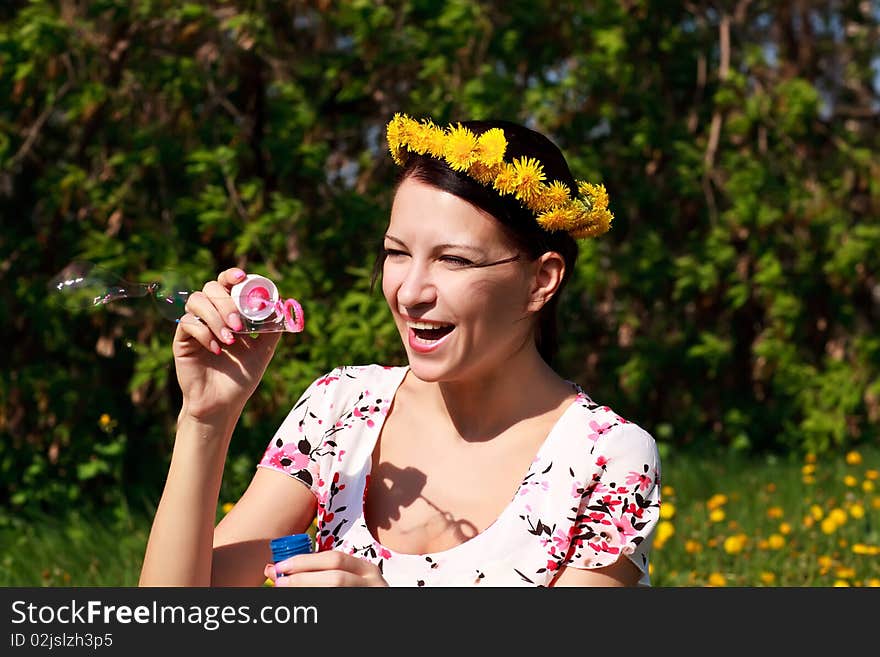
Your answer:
[408,320,455,345]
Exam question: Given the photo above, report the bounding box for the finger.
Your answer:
[275,551,375,578]
[215,270,246,331]
[183,289,234,346]
[174,311,221,355]
[202,279,243,334]
[271,569,361,588]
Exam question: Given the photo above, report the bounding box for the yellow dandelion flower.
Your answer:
[851,543,871,555]
[468,162,502,185]
[818,555,833,572]
[768,534,785,550]
[709,508,726,523]
[443,124,479,171]
[820,517,838,534]
[766,506,784,520]
[779,522,792,535]
[760,572,776,585]
[386,113,410,165]
[836,566,856,579]
[510,156,546,204]
[845,450,862,466]
[707,493,728,510]
[802,463,816,476]
[865,469,879,481]
[723,534,747,554]
[873,496,880,509]
[765,482,776,493]
[221,502,234,514]
[810,504,824,520]
[684,539,702,554]
[867,579,880,587]
[802,474,816,485]
[863,480,875,493]
[833,580,850,587]
[829,508,847,525]
[474,128,507,166]
[99,413,112,428]
[492,163,518,196]
[843,475,857,487]
[707,573,727,587]
[662,485,675,497]
[654,520,675,549]
[707,537,719,548]
[805,453,817,464]
[408,120,440,155]
[659,502,676,520]
[758,539,769,550]
[543,180,572,209]
[803,516,815,528]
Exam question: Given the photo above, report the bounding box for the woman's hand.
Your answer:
[264,551,389,587]
[173,268,281,422]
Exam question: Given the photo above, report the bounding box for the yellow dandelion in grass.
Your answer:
[802,463,816,476]
[654,520,675,549]
[723,534,748,554]
[707,573,727,587]
[851,543,879,556]
[805,453,817,464]
[779,522,792,535]
[818,555,833,574]
[766,506,783,520]
[474,128,507,166]
[865,469,879,481]
[803,516,815,528]
[844,475,858,487]
[709,508,726,523]
[443,124,479,171]
[221,502,234,514]
[810,504,824,520]
[768,534,785,550]
[820,517,838,534]
[662,485,675,497]
[868,579,880,587]
[707,493,728,510]
[848,503,865,519]
[707,537,719,548]
[765,482,776,493]
[684,539,702,554]
[845,450,862,466]
[872,496,880,510]
[829,508,847,525]
[492,163,519,196]
[758,538,770,549]
[760,572,776,585]
[803,474,816,485]
[510,156,546,204]
[833,580,850,587]
[863,480,875,493]
[659,502,676,520]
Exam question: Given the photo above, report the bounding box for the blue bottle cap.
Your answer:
[270,533,313,563]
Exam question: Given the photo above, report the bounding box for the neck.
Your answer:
[411,343,574,443]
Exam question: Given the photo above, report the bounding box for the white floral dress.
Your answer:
[258,364,662,586]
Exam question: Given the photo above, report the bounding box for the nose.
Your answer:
[395,259,437,309]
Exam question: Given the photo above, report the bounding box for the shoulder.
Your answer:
[301,363,408,407]
[563,389,660,472]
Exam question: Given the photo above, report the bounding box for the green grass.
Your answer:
[1,446,877,587]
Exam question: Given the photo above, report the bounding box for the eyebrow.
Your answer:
[383,234,485,255]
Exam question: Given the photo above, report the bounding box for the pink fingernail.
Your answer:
[227,312,243,331]
[210,340,221,354]
[231,268,245,281]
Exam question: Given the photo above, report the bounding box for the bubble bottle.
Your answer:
[270,533,313,578]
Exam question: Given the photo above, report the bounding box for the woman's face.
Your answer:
[382,176,538,383]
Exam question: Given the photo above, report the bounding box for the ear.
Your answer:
[526,251,566,312]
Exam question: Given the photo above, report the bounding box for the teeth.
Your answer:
[407,321,453,330]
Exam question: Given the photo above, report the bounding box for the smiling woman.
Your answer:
[138,115,661,588]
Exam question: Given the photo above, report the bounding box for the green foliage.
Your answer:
[1,0,878,518]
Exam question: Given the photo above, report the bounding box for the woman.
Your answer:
[138,115,661,587]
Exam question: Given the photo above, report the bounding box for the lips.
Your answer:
[404,319,455,354]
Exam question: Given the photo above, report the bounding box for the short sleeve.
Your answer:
[566,424,662,582]
[256,368,343,497]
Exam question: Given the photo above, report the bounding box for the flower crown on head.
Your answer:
[386,113,613,239]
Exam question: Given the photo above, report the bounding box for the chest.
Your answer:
[362,405,557,555]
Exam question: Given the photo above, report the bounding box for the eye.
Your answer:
[383,248,408,258]
[440,255,474,267]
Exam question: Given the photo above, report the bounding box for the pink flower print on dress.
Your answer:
[625,469,654,492]
[612,514,637,540]
[587,419,611,442]
[264,444,310,473]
